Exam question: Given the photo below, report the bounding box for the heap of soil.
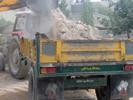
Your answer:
[51,8,101,40]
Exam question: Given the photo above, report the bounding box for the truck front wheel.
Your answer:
[8,37,28,79]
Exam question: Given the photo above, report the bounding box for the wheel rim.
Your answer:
[9,42,20,74]
[12,49,19,64]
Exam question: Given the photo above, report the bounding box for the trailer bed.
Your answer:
[19,37,133,64]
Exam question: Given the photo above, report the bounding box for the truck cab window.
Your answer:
[16,15,26,30]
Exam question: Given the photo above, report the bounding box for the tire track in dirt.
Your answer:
[0,69,133,100]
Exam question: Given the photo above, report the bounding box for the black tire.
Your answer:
[95,76,111,100]
[0,53,5,71]
[8,37,28,79]
[29,67,35,100]
[96,86,111,100]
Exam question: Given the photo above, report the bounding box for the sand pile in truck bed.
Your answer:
[51,8,101,40]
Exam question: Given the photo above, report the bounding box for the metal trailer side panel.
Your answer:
[19,37,133,64]
[40,40,122,63]
[39,39,133,63]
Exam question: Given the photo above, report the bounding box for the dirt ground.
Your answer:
[0,68,133,100]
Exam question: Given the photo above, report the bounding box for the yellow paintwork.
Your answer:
[30,40,36,63]
[0,0,19,6]
[24,39,27,57]
[19,38,36,63]
[39,39,133,63]
[56,41,61,61]
[81,67,101,71]
[19,38,23,54]
[0,7,9,11]
[39,40,122,63]
[19,37,133,63]
[0,0,23,11]
[121,42,125,61]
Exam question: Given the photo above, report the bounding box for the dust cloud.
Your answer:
[22,7,101,40]
[20,0,101,40]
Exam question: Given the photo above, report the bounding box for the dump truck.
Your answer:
[7,32,133,100]
[1,0,133,100]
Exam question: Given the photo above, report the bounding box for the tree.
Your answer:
[81,0,94,26]
[101,0,133,39]
[58,0,70,17]
[94,2,112,16]
[0,17,13,32]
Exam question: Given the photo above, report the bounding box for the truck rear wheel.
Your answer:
[8,37,28,79]
[96,86,111,100]
[96,76,111,100]
[0,53,5,71]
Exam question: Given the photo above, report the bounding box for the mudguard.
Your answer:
[36,77,64,100]
[111,74,133,99]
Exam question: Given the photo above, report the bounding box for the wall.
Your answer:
[0,10,16,22]
[69,13,109,29]
[99,30,133,39]
[93,13,109,28]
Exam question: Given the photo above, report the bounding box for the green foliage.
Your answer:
[0,17,13,46]
[94,2,112,16]
[81,0,94,26]
[58,0,70,17]
[100,18,110,27]
[101,0,133,39]
[0,17,13,32]
[0,34,7,46]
